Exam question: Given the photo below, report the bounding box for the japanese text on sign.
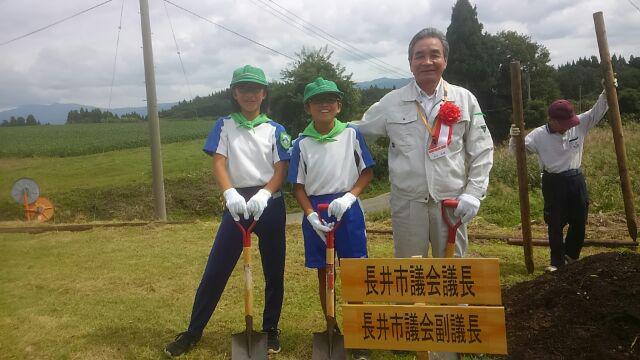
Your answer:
[342,305,507,354]
[341,258,501,305]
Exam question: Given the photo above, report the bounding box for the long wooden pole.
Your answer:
[510,61,535,273]
[593,12,637,242]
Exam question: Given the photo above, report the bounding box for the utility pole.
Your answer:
[139,0,167,221]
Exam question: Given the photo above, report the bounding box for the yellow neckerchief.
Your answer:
[414,82,449,137]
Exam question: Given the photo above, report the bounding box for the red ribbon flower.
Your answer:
[437,101,461,126]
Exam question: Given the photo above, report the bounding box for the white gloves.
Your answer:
[246,189,271,220]
[510,124,521,137]
[454,194,481,224]
[307,212,334,243]
[223,188,249,221]
[328,192,357,221]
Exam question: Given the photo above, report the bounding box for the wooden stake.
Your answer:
[510,61,535,273]
[593,12,637,242]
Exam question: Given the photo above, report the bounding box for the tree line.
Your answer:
[1,114,40,127]
[444,0,640,141]
[66,107,145,124]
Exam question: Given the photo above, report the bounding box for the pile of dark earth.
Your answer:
[500,251,639,360]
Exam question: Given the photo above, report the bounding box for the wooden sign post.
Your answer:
[593,11,637,242]
[510,61,535,273]
[340,258,508,355]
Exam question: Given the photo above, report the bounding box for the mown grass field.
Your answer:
[1,219,631,359]
[0,119,214,158]
[0,120,391,221]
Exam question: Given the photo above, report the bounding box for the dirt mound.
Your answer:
[502,251,640,360]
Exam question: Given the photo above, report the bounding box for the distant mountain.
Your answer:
[356,77,412,89]
[0,103,177,125]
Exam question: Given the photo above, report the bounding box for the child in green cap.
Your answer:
[288,77,374,360]
[165,65,290,356]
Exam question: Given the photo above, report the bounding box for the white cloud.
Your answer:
[0,0,638,108]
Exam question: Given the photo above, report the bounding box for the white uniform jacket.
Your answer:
[353,80,494,201]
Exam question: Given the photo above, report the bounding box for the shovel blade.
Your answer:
[231,330,268,360]
[312,331,346,360]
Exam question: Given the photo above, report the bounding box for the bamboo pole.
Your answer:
[510,61,535,273]
[593,12,637,242]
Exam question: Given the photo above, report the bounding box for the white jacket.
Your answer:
[353,80,493,201]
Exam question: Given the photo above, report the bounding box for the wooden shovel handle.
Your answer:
[236,221,257,316]
[442,199,461,258]
[317,203,337,317]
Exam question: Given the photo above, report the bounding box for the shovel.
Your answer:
[231,220,268,360]
[312,203,346,360]
[442,199,462,258]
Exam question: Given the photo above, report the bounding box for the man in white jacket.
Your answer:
[354,28,493,260]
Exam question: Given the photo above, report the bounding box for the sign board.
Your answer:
[342,304,507,354]
[340,258,501,305]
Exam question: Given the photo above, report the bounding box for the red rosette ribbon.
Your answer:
[437,101,461,126]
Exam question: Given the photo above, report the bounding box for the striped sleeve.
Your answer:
[202,117,227,157]
[270,121,291,163]
[287,137,306,185]
[351,125,375,173]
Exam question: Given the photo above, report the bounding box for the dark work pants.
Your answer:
[187,187,286,335]
[541,171,589,267]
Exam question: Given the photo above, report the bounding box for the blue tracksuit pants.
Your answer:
[187,186,286,334]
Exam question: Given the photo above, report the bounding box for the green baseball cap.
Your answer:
[230,65,268,86]
[303,77,344,103]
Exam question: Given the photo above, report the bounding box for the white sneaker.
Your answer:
[545,265,558,272]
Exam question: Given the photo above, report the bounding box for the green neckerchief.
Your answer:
[230,112,270,130]
[301,119,347,142]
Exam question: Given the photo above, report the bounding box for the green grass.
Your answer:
[482,122,640,227]
[0,119,215,158]
[0,139,218,221]
[0,138,388,222]
[1,122,638,224]
[1,221,624,359]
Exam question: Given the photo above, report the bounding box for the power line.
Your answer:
[163,0,198,118]
[628,0,640,13]
[108,0,126,112]
[0,0,114,47]
[262,0,411,77]
[163,0,295,61]
[248,0,409,78]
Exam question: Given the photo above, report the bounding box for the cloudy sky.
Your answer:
[0,0,638,110]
